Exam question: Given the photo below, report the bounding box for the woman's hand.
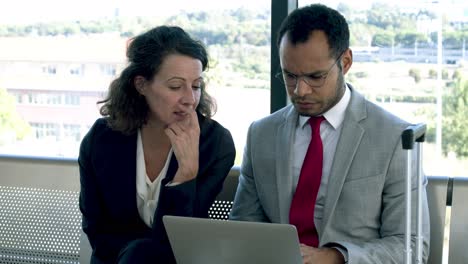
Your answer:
[164,109,200,183]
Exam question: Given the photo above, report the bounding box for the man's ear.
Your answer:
[134,76,146,95]
[341,49,353,75]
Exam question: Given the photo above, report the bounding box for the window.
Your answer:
[42,65,57,75]
[64,93,80,106]
[69,64,83,75]
[30,122,59,140]
[100,64,116,76]
[63,124,81,142]
[299,0,468,177]
[0,0,271,167]
[2,0,465,177]
[27,93,63,105]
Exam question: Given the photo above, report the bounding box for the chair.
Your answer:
[208,166,240,220]
[0,186,81,264]
[79,229,92,264]
[426,176,449,264]
[448,177,468,263]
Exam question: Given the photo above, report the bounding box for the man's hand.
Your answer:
[300,244,345,264]
[164,109,200,183]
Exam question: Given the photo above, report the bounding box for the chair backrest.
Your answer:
[448,177,468,263]
[79,229,92,264]
[0,186,81,264]
[208,166,240,220]
[426,176,449,264]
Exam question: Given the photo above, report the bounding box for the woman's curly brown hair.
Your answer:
[99,25,216,135]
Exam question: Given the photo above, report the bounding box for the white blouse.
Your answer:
[136,129,173,227]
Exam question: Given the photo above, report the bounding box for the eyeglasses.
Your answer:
[275,52,344,89]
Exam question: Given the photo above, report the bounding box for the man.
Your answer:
[230,4,430,264]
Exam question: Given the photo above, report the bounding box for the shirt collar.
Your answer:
[299,84,351,130]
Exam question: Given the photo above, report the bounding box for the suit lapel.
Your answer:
[320,87,367,241]
[276,105,298,223]
[105,131,140,217]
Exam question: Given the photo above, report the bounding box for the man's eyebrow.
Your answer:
[305,70,327,76]
[280,68,295,75]
[282,68,325,76]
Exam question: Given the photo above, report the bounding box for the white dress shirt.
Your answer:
[292,85,351,229]
[136,129,173,227]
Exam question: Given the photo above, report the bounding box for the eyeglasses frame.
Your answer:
[276,51,345,89]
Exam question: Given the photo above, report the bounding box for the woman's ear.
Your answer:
[341,49,353,75]
[134,76,146,95]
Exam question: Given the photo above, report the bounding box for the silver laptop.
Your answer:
[163,215,302,264]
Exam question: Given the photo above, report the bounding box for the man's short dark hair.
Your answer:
[277,4,350,59]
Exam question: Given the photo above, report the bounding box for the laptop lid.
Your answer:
[163,215,302,264]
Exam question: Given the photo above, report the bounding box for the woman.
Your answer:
[78,25,236,263]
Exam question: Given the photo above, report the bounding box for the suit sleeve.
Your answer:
[78,126,136,263]
[329,137,430,264]
[229,121,269,222]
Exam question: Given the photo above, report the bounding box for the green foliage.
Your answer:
[395,31,428,48]
[443,31,468,49]
[409,68,421,83]
[0,88,31,144]
[429,69,437,79]
[428,68,454,80]
[416,77,468,157]
[442,69,449,80]
[441,78,468,157]
[0,4,465,52]
[372,32,394,47]
[0,8,271,46]
[452,70,462,80]
[366,3,398,30]
[414,105,436,143]
[349,23,379,46]
[232,48,269,80]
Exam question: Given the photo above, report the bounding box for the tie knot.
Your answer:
[308,116,325,130]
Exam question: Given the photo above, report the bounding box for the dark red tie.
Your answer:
[289,116,325,247]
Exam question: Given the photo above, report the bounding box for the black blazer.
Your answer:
[79,114,235,263]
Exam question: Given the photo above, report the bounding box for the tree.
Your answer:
[452,70,462,80]
[441,78,468,157]
[416,77,468,157]
[409,68,421,83]
[395,31,428,48]
[0,88,31,145]
[366,3,397,30]
[372,32,394,47]
[443,32,465,49]
[349,23,379,46]
[429,69,437,79]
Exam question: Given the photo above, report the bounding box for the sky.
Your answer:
[0,0,466,24]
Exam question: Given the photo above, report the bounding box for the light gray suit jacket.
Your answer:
[230,87,430,263]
